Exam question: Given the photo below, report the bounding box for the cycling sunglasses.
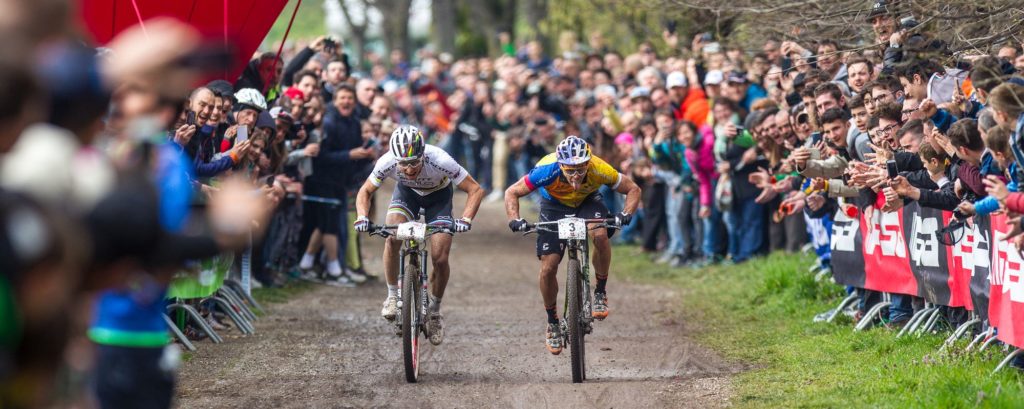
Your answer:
[560,164,588,177]
[398,158,423,168]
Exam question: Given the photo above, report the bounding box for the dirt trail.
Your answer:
[176,188,738,408]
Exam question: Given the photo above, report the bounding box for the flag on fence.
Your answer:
[831,205,969,306]
[861,206,918,297]
[989,214,1024,348]
[829,205,1024,349]
[965,216,993,316]
[830,208,865,288]
[904,203,963,306]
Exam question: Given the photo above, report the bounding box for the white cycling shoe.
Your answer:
[381,295,399,321]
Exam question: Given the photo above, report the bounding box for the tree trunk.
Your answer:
[334,0,369,70]
[432,0,456,55]
[463,0,517,57]
[523,0,548,44]
[379,0,412,58]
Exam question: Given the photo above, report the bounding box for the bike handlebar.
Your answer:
[366,222,454,238]
[523,218,621,234]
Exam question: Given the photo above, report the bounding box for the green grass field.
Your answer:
[613,249,1024,408]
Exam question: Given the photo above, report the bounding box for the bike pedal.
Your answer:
[583,322,593,334]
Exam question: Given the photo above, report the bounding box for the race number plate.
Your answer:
[397,221,427,240]
[558,218,587,240]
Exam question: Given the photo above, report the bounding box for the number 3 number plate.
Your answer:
[397,221,427,240]
[557,218,587,240]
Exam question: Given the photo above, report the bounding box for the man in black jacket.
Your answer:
[298,84,374,284]
[724,110,771,263]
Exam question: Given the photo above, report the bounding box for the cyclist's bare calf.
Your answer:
[539,253,562,310]
[590,227,610,281]
[428,233,452,299]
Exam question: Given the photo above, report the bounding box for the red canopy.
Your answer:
[77,0,290,80]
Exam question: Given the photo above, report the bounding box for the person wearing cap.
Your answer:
[703,70,725,100]
[629,86,654,115]
[724,70,767,112]
[666,70,710,127]
[866,0,900,48]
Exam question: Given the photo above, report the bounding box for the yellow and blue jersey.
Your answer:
[524,153,621,208]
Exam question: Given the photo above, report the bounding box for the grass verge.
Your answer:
[252,280,315,305]
[614,248,1024,408]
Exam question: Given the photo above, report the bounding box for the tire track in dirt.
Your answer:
[176,186,739,408]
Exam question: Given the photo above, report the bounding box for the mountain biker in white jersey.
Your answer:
[354,125,484,345]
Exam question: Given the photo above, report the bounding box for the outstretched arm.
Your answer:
[615,175,642,215]
[355,179,379,219]
[504,178,532,220]
[456,175,485,220]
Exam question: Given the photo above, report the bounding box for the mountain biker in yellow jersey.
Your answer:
[354,125,485,346]
[504,136,641,354]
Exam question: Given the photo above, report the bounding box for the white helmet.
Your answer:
[389,125,425,161]
[234,88,267,112]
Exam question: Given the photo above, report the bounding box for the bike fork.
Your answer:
[419,249,429,328]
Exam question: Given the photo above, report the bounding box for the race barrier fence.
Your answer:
[829,202,1024,371]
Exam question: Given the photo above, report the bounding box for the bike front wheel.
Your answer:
[566,257,586,383]
[402,261,421,383]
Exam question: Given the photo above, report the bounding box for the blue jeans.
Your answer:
[701,201,722,259]
[726,198,764,262]
[889,294,914,323]
[665,188,684,255]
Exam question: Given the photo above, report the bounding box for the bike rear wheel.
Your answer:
[567,258,585,383]
[402,260,421,383]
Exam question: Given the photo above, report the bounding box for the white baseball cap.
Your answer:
[704,70,724,86]
[666,71,688,88]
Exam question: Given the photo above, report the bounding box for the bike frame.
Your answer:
[370,224,450,331]
[399,234,430,332]
[526,218,614,330]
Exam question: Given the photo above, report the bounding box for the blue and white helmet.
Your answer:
[555,136,592,165]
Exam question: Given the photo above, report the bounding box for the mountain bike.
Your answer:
[366,221,453,383]
[523,217,619,383]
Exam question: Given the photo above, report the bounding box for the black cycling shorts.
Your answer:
[309,198,342,235]
[387,184,454,230]
[536,192,613,258]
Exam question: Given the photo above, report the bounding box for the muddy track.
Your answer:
[176,186,738,408]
